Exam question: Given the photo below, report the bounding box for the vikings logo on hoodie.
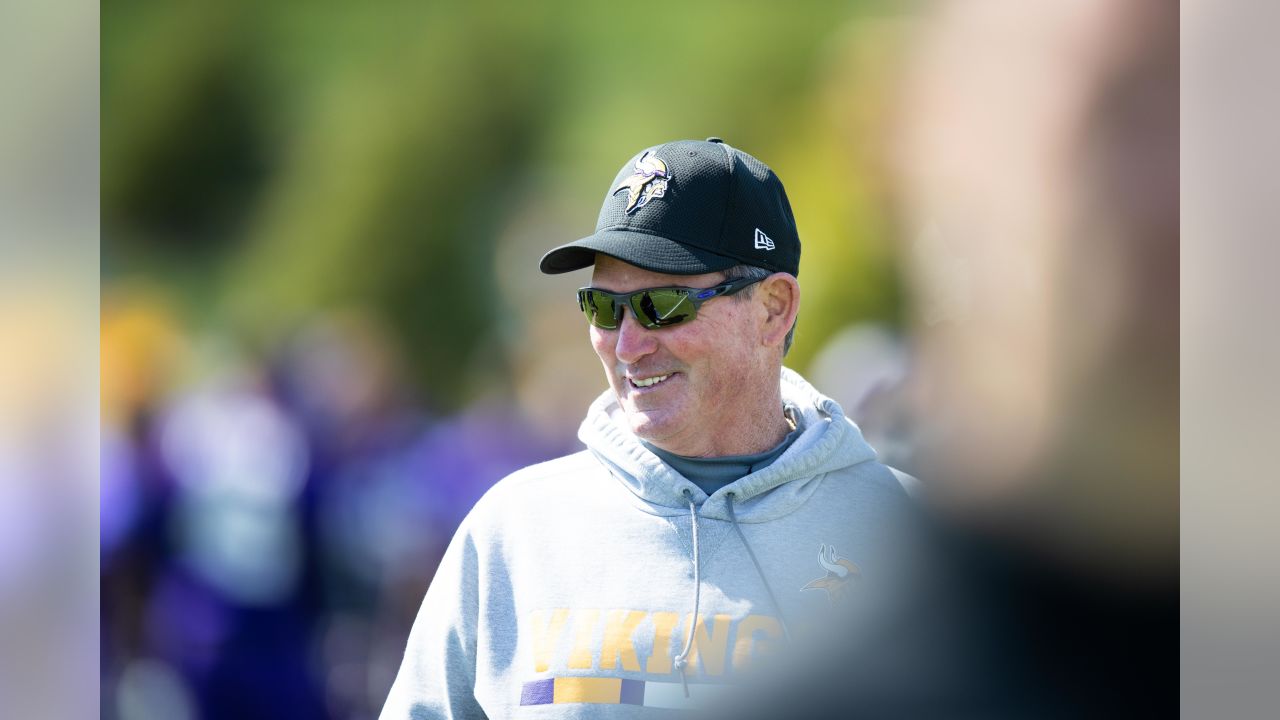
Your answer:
[801,544,861,605]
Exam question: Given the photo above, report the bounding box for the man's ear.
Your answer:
[756,273,800,348]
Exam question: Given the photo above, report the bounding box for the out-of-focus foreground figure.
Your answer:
[899,0,1177,578]
[723,0,1177,715]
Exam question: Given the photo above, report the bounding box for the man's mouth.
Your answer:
[628,373,672,389]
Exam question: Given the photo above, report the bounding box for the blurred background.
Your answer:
[100,0,1178,717]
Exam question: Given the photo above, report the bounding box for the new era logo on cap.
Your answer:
[754,228,775,251]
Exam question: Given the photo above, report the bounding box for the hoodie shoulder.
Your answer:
[496,449,600,486]
[821,458,918,504]
[453,449,626,548]
[887,466,923,497]
[466,450,606,516]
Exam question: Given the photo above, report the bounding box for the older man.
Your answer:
[381,138,913,718]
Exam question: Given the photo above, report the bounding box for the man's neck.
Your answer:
[646,406,792,458]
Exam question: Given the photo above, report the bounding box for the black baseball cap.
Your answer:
[539,138,801,277]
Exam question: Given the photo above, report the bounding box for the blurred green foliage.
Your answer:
[104,0,909,410]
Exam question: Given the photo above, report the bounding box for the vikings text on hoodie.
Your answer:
[381,368,915,718]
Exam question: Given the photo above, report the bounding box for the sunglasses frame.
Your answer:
[576,275,765,330]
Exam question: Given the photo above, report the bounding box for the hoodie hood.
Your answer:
[579,367,878,523]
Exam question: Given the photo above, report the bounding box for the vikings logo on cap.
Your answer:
[801,544,861,605]
[613,151,670,214]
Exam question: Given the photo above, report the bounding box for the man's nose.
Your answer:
[613,307,658,364]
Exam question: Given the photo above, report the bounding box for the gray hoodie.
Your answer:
[380,368,914,718]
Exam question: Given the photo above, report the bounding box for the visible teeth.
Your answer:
[632,374,670,388]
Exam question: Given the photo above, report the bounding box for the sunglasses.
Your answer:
[577,276,764,330]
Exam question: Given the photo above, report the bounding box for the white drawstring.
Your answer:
[672,489,701,698]
[726,492,791,642]
[672,490,792,699]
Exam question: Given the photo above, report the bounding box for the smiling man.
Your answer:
[381,138,914,719]
[586,255,796,458]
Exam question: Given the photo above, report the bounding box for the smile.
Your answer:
[629,374,672,389]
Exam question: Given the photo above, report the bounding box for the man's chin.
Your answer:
[623,409,677,446]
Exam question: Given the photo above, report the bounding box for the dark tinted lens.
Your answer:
[633,289,694,328]
[578,289,618,329]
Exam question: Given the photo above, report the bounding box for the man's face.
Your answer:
[588,255,764,456]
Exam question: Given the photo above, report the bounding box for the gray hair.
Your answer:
[722,264,797,356]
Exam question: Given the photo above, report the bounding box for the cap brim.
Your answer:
[539,229,739,276]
